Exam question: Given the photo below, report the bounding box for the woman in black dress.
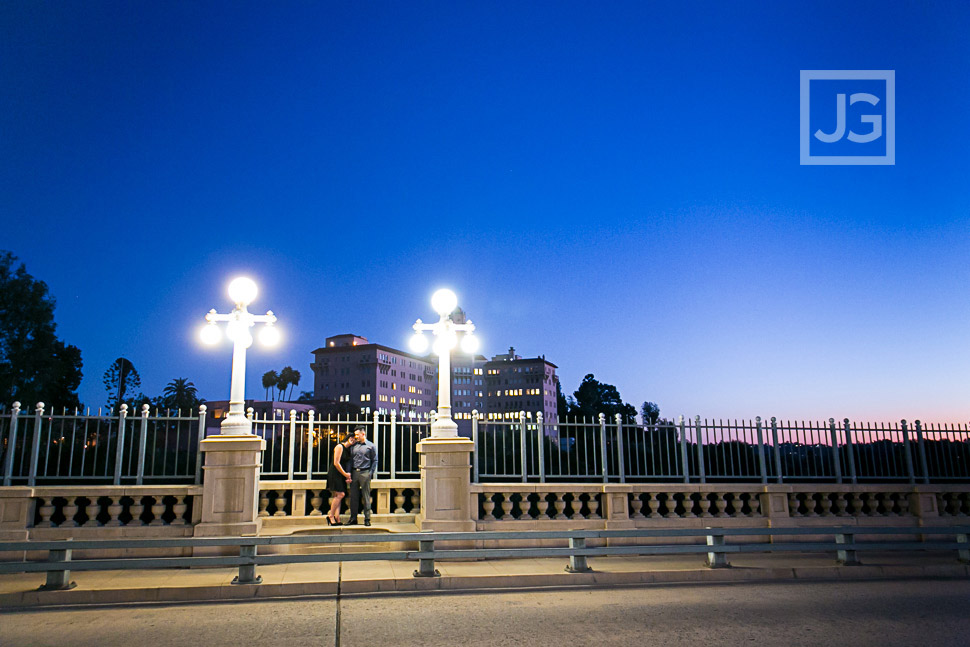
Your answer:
[326,432,355,525]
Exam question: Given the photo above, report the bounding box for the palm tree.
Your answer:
[277,366,301,401]
[162,378,201,413]
[261,370,279,400]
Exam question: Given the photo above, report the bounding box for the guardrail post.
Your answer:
[389,410,397,479]
[113,404,128,486]
[194,404,207,484]
[471,410,479,483]
[536,412,545,483]
[705,529,729,568]
[901,420,916,485]
[39,539,76,591]
[232,543,261,585]
[915,420,930,485]
[957,533,970,564]
[287,409,297,480]
[829,418,842,484]
[836,532,859,566]
[520,411,528,483]
[843,419,857,484]
[679,415,689,483]
[770,417,783,484]
[615,413,626,484]
[3,401,20,486]
[599,413,608,483]
[413,537,439,577]
[695,416,706,484]
[28,402,44,487]
[136,404,150,485]
[566,536,592,573]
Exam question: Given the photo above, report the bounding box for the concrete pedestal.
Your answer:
[194,435,265,538]
[416,438,476,532]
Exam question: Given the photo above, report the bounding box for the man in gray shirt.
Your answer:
[348,426,378,526]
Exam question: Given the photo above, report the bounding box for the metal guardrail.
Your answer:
[2,526,969,590]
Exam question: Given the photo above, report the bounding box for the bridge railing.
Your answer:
[4,403,969,485]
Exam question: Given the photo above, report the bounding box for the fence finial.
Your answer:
[36,402,45,412]
[142,403,150,416]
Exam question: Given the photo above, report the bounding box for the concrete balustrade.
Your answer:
[255,480,421,527]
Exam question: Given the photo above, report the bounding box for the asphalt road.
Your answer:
[2,579,969,647]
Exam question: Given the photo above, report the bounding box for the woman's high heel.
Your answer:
[326,517,334,526]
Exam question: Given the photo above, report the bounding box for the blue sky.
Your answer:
[2,2,968,422]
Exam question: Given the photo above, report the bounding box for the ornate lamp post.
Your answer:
[409,288,479,438]
[200,277,280,435]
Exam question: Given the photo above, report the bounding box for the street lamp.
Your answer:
[200,277,279,435]
[409,288,479,438]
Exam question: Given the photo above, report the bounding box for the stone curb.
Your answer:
[2,563,968,609]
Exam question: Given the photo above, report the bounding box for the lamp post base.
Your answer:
[220,415,253,435]
[429,417,459,438]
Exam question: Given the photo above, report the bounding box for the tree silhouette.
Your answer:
[103,357,140,412]
[0,251,83,409]
[261,370,279,400]
[276,366,301,401]
[162,378,202,413]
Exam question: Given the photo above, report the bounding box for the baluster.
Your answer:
[499,494,514,520]
[895,493,910,517]
[552,494,567,520]
[833,493,848,517]
[62,497,80,527]
[663,493,679,518]
[38,498,56,527]
[586,495,600,519]
[818,493,833,517]
[804,493,819,517]
[309,490,324,516]
[536,495,550,519]
[515,495,531,519]
[568,494,584,519]
[83,497,101,527]
[788,493,802,517]
[482,493,496,520]
[646,493,661,518]
[130,496,146,525]
[149,496,166,526]
[393,490,406,514]
[172,495,188,525]
[682,493,698,518]
[410,491,419,512]
[274,492,288,517]
[748,493,762,517]
[258,491,270,518]
[698,493,713,518]
[629,494,644,519]
[105,496,124,527]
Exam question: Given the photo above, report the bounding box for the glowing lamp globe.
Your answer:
[431,288,458,316]
[228,277,258,305]
[258,325,280,346]
[460,333,479,354]
[409,333,429,353]
[200,324,222,345]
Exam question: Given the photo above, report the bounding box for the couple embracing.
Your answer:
[326,426,377,526]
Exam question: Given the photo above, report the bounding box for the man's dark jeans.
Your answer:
[349,471,372,521]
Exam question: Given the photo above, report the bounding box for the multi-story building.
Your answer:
[310,334,436,419]
[483,347,559,424]
[309,333,560,436]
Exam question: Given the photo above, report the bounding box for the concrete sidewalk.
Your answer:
[1,551,968,609]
